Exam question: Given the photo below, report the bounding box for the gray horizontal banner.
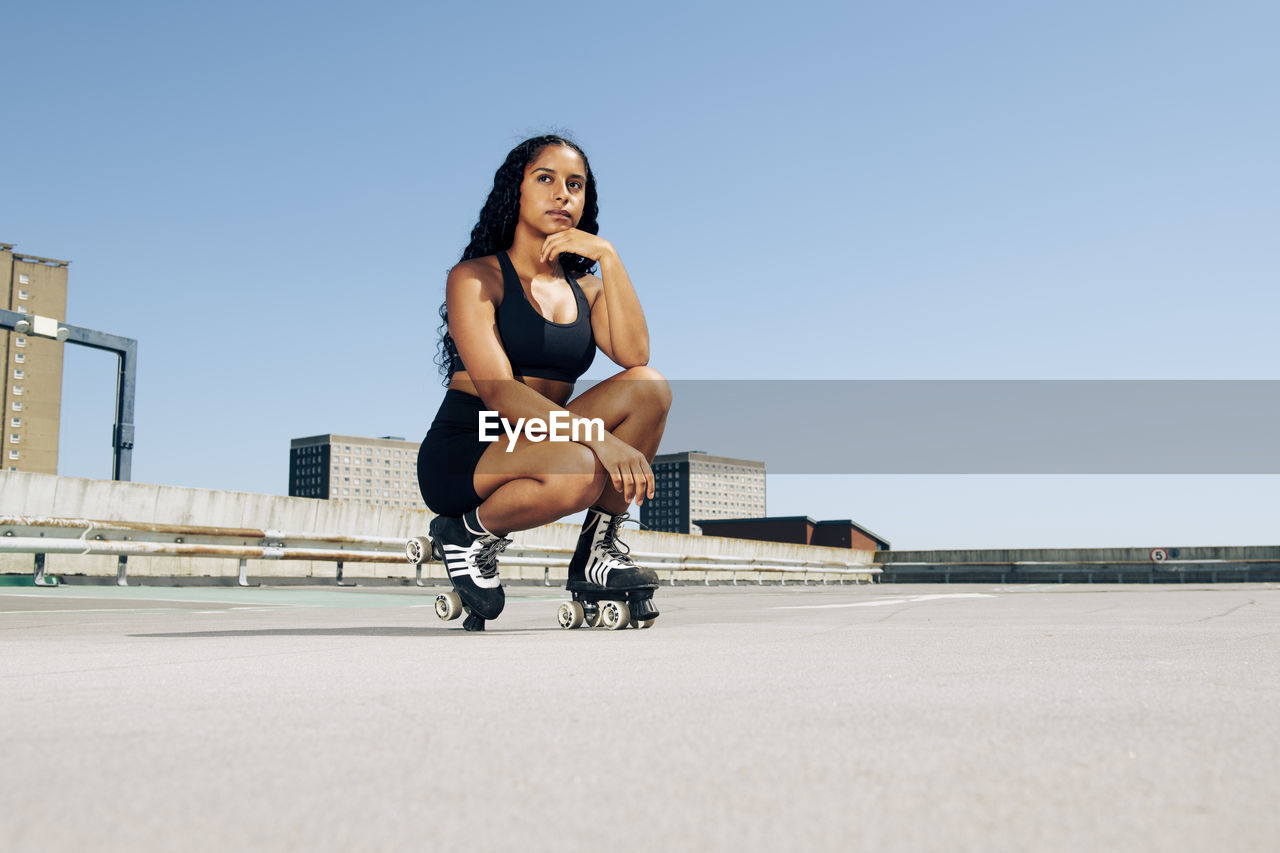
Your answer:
[626,380,1280,474]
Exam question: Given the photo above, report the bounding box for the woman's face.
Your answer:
[518,145,588,233]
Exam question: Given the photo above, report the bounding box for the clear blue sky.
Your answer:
[4,1,1277,549]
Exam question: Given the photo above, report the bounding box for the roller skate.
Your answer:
[557,506,660,631]
[405,509,509,631]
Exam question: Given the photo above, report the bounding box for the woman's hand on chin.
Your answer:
[540,229,615,265]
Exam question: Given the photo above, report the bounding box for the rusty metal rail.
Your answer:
[1,515,878,587]
[0,515,409,586]
[483,545,875,586]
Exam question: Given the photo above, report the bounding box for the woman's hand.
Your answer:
[585,432,654,507]
[540,229,615,265]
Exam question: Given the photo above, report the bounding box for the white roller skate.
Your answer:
[557,506,660,631]
[406,510,509,631]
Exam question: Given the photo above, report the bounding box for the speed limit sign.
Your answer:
[1149,548,1169,563]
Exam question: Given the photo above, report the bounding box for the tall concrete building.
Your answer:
[290,434,426,510]
[640,450,766,534]
[2,243,69,474]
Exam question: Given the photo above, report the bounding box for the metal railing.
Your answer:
[874,557,1277,584]
[1,515,879,587]
[0,515,406,586]
[481,546,875,586]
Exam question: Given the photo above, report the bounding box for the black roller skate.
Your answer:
[557,506,660,631]
[405,509,509,631]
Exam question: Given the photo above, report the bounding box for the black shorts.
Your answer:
[417,389,490,517]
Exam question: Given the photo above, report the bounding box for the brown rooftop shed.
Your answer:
[695,516,890,551]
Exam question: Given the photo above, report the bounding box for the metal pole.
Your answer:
[61,322,137,482]
[0,310,137,482]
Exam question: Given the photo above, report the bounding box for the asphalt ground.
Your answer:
[1,582,1278,852]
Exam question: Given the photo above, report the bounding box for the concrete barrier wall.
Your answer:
[880,546,1280,563]
[0,472,875,583]
[875,545,1280,583]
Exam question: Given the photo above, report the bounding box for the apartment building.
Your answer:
[2,243,69,474]
[639,450,767,534]
[289,433,426,509]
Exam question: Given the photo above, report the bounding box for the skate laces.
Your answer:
[473,535,511,580]
[601,513,637,566]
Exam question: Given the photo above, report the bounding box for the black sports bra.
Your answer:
[450,252,596,384]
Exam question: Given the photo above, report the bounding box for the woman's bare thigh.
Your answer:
[471,431,599,500]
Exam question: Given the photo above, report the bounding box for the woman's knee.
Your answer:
[545,443,607,511]
[620,365,672,414]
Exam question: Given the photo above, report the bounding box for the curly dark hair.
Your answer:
[436,135,600,383]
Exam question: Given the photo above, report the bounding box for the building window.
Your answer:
[13,370,23,380]
[18,290,29,300]
[11,402,21,411]
[12,386,22,396]
[8,451,17,460]
[10,418,19,428]
[14,353,25,364]
[18,274,29,284]
[15,306,27,314]
[9,434,19,444]
[14,337,25,347]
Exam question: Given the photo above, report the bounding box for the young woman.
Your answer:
[417,135,672,630]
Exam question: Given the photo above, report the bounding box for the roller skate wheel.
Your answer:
[405,536,431,564]
[630,617,656,630]
[557,601,585,629]
[583,602,602,628]
[599,600,630,631]
[435,590,464,621]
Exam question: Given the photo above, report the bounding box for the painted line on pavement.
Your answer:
[777,593,994,610]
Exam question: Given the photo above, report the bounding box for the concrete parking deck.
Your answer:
[2,582,1278,851]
